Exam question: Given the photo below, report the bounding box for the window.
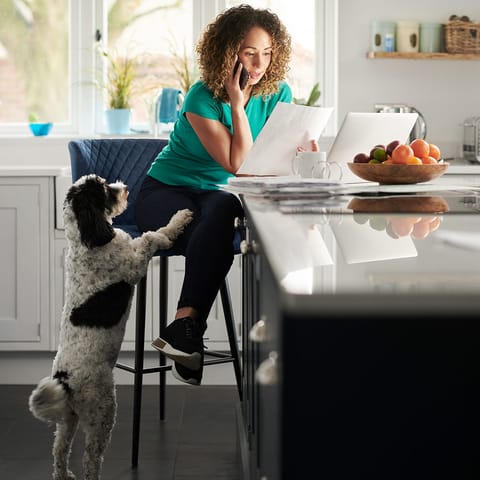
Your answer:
[0,1,70,127]
[0,0,336,136]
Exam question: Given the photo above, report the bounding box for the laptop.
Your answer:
[327,112,419,183]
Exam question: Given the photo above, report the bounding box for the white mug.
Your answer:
[292,151,343,180]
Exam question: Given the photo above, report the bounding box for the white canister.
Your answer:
[396,20,419,53]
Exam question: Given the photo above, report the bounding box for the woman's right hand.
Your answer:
[225,57,246,108]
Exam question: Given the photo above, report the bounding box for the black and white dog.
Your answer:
[29,174,192,480]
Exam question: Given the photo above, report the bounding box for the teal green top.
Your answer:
[147,80,292,190]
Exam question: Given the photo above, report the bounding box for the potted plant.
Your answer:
[168,39,198,94]
[96,47,137,134]
[293,82,322,107]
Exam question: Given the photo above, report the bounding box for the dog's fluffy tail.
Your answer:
[28,377,72,424]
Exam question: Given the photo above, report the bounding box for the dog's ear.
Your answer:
[66,176,115,248]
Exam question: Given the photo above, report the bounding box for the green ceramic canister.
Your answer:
[370,21,396,52]
[419,22,444,52]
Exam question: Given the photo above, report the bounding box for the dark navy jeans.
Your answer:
[135,175,244,323]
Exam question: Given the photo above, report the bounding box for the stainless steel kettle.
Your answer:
[374,103,427,142]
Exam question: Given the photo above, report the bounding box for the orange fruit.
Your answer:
[428,217,442,233]
[406,156,423,165]
[421,155,438,164]
[412,219,432,239]
[428,143,441,160]
[390,217,419,237]
[410,138,430,158]
[391,143,414,164]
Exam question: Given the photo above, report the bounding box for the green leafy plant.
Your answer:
[293,82,321,107]
[97,48,137,109]
[169,39,198,94]
[95,45,159,110]
[28,112,40,123]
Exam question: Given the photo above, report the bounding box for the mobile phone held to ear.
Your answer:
[235,60,249,90]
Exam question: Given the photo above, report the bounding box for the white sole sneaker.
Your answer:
[172,363,201,386]
[151,337,202,370]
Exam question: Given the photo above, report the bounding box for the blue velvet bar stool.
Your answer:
[68,138,242,467]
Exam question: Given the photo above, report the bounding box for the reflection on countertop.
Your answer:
[242,188,480,298]
[444,157,480,174]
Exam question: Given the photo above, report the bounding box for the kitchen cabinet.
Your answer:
[239,190,480,480]
[0,177,53,350]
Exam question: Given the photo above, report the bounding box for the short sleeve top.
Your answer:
[147,80,292,190]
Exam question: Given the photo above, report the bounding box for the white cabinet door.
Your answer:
[121,261,155,348]
[53,235,67,348]
[0,178,51,350]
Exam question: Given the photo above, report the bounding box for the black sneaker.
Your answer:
[151,317,204,370]
[172,354,204,386]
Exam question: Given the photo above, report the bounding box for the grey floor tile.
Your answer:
[0,385,241,480]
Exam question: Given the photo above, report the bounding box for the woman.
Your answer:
[136,4,314,385]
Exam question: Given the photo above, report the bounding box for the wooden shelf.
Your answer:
[366,51,480,60]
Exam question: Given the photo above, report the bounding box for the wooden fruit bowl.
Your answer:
[347,196,450,214]
[347,162,449,184]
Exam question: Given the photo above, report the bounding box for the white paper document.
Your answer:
[237,102,333,176]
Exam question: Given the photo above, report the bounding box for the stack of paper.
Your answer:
[225,175,343,196]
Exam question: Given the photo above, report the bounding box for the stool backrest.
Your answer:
[68,138,168,226]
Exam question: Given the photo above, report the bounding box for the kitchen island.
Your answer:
[238,181,480,479]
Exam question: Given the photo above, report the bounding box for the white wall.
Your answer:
[338,0,480,158]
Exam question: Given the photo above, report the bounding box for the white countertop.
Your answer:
[443,158,480,174]
[242,190,480,309]
[0,165,70,176]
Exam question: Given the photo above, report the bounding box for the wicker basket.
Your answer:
[444,20,480,54]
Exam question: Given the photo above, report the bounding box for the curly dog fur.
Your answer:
[28,174,192,480]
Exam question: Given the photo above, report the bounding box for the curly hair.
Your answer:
[196,4,291,102]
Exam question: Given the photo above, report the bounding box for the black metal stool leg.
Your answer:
[220,278,243,400]
[121,258,240,469]
[131,275,147,468]
[159,256,168,421]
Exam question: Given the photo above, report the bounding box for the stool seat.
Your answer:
[68,138,242,467]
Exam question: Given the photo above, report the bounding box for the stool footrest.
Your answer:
[204,357,236,366]
[115,362,172,374]
[205,350,237,359]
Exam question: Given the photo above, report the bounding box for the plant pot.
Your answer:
[104,108,131,134]
[29,122,53,136]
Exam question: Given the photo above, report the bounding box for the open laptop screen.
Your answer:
[328,112,418,183]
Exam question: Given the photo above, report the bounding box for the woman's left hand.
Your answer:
[297,139,319,153]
